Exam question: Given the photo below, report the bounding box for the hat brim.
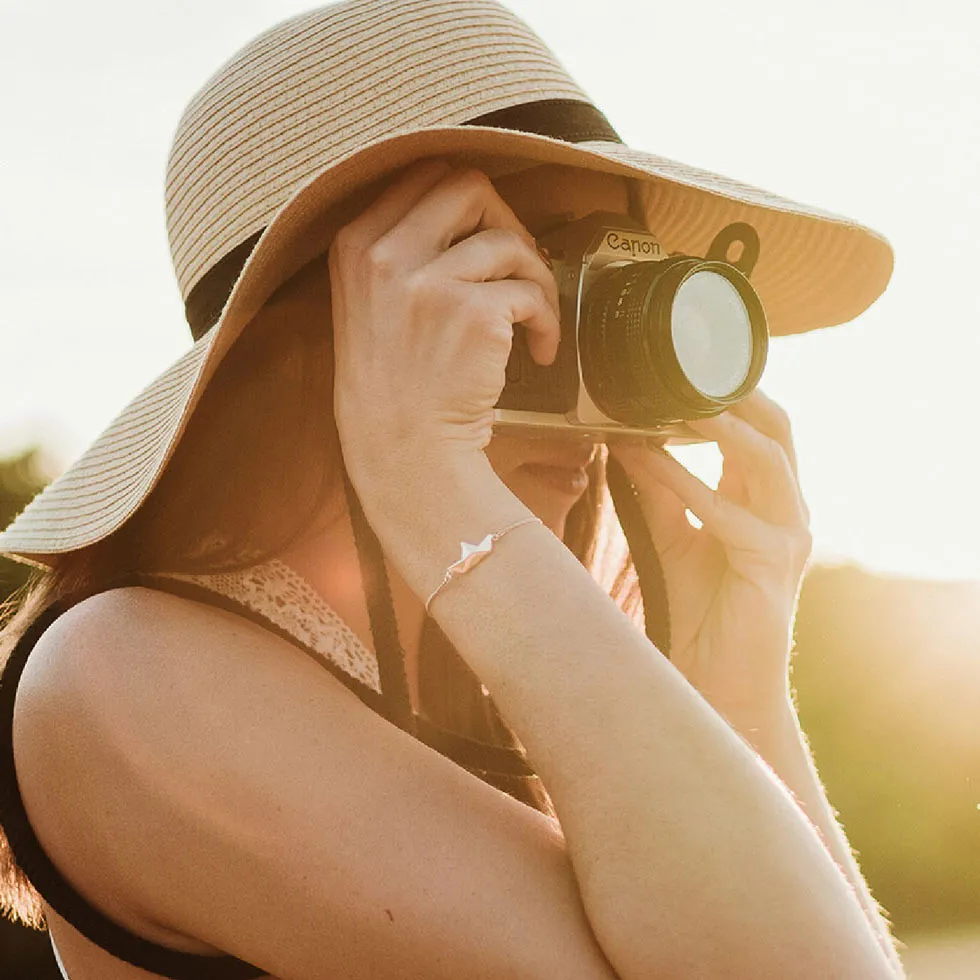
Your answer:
[1,124,893,563]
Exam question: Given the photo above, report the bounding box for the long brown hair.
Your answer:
[0,256,641,926]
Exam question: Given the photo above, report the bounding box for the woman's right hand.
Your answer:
[328,160,560,490]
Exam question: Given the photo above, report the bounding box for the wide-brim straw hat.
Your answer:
[2,0,893,566]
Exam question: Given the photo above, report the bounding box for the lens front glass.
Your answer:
[671,271,753,398]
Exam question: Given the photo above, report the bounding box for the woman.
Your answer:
[0,1,904,978]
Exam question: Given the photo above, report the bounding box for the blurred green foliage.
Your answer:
[0,449,47,597]
[0,449,976,972]
[794,567,980,934]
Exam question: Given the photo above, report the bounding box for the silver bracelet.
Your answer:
[424,516,542,614]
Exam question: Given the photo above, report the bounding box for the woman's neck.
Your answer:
[279,512,426,713]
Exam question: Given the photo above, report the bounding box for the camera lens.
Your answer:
[672,271,753,398]
[579,257,767,426]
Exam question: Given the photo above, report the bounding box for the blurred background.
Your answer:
[1,0,978,976]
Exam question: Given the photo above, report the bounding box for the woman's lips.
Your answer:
[520,463,590,497]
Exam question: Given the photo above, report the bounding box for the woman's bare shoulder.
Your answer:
[18,584,315,702]
[18,585,338,726]
[12,586,619,980]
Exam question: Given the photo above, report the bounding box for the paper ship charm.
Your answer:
[423,516,540,613]
[453,534,495,575]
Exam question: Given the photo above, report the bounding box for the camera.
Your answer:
[493,213,769,443]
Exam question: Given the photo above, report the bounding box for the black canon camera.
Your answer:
[494,213,769,442]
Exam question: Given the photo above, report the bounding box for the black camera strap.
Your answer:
[341,470,417,736]
[601,457,673,658]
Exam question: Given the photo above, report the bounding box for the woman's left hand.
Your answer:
[608,390,813,720]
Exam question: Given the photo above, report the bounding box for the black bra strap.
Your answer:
[161,575,533,780]
[0,578,265,980]
[150,577,532,778]
[146,576,389,713]
[414,715,533,778]
[0,567,537,978]
[145,579,532,778]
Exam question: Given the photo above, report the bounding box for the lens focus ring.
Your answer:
[579,257,768,426]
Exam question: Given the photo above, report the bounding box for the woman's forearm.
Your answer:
[366,453,898,979]
[721,702,906,976]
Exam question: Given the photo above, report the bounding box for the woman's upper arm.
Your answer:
[12,588,619,980]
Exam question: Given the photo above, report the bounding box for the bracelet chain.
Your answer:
[424,515,542,613]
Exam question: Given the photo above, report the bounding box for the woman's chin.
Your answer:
[503,466,589,537]
[519,463,590,498]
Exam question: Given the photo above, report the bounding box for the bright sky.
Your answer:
[1,0,978,580]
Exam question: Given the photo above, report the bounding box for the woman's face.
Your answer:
[484,165,631,537]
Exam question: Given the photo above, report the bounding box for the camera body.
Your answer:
[493,212,769,443]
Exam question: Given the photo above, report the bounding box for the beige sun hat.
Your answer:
[1,0,893,566]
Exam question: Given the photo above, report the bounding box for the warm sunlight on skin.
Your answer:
[2,0,979,581]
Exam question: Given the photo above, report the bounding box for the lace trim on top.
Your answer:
[161,560,382,693]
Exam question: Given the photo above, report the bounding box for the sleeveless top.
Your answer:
[0,560,538,980]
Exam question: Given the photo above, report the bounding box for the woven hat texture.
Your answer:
[0,0,893,563]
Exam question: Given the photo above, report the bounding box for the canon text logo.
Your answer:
[604,232,662,258]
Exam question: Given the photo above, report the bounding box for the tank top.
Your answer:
[0,560,537,980]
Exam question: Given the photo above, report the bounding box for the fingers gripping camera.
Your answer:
[493,213,769,443]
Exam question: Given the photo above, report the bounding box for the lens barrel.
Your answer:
[579,256,768,426]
